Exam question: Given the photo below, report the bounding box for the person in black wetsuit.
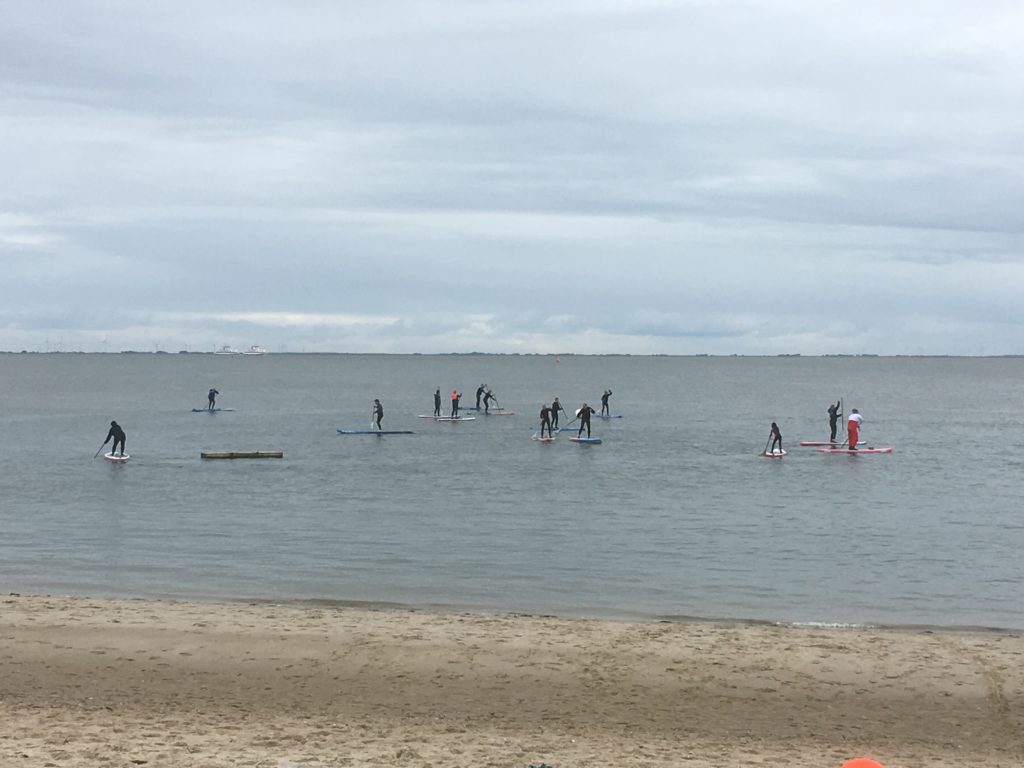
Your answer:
[769,422,783,454]
[827,400,841,442]
[103,420,126,456]
[208,388,219,410]
[550,397,565,429]
[433,387,442,417]
[577,403,596,437]
[600,389,613,417]
[372,399,384,431]
[483,388,497,413]
[538,404,553,438]
[475,384,486,410]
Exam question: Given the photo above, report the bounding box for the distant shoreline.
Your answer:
[4,350,1024,358]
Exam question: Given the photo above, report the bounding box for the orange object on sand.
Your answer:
[841,760,884,768]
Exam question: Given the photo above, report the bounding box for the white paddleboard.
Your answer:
[104,453,130,463]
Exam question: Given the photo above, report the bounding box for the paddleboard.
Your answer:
[418,415,476,422]
[532,435,556,443]
[104,453,130,462]
[818,447,893,454]
[760,449,787,458]
[337,429,414,435]
[483,411,515,416]
[597,414,622,419]
[799,440,863,446]
[569,437,602,444]
[192,408,235,412]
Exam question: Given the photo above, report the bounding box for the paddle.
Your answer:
[93,442,106,459]
[554,416,577,433]
[763,434,772,455]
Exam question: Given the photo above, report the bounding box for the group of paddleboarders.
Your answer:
[472,384,500,413]
[766,401,866,456]
[538,395,606,439]
[825,400,864,449]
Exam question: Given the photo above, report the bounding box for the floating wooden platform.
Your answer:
[201,451,283,459]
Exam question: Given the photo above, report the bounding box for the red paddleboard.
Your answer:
[800,440,866,446]
[818,447,892,454]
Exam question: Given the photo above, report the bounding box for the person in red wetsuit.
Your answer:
[847,408,863,449]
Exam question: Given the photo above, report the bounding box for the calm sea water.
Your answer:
[1,353,1022,629]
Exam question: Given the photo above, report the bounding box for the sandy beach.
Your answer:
[1,595,1022,767]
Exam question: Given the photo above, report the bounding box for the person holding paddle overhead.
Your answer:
[538,403,553,438]
[827,400,841,442]
[600,389,613,417]
[768,422,783,454]
[847,408,863,450]
[372,399,384,431]
[102,420,126,457]
[208,388,219,410]
[576,403,596,438]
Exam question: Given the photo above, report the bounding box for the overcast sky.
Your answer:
[2,0,1022,354]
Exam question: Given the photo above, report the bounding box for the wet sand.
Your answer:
[2,595,1023,767]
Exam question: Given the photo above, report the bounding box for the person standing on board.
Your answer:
[550,397,565,429]
[450,390,462,418]
[769,422,783,454]
[433,387,442,417]
[371,399,384,431]
[600,389,613,417]
[577,403,596,438]
[103,420,126,457]
[539,404,553,438]
[207,388,219,410]
[483,388,497,413]
[847,408,863,449]
[828,400,841,442]
[475,384,486,410]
